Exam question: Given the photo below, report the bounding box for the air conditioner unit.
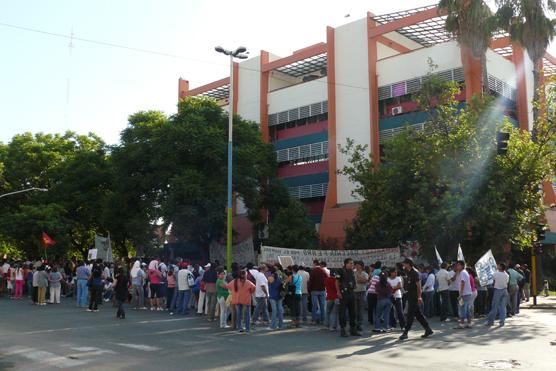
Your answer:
[391,106,403,116]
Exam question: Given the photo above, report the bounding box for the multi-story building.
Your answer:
[178,4,556,246]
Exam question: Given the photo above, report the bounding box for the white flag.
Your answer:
[475,250,497,287]
[435,246,443,264]
[457,244,465,262]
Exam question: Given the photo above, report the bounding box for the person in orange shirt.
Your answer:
[227,270,256,333]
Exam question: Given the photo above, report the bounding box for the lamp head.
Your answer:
[234,46,247,55]
[215,46,226,54]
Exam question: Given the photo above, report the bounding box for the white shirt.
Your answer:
[448,271,459,291]
[493,271,509,290]
[459,270,472,296]
[177,269,190,290]
[387,277,403,299]
[436,269,451,292]
[249,269,268,298]
[423,273,436,292]
[299,270,310,294]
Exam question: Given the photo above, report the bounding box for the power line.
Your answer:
[0,21,370,91]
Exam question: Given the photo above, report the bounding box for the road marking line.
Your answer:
[113,343,161,352]
[20,350,90,368]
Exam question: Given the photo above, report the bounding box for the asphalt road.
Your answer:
[0,296,555,370]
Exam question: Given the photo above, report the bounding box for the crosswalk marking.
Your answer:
[113,343,161,352]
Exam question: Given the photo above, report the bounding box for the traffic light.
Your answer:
[497,131,510,155]
[535,223,547,241]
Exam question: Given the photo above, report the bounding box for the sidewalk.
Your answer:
[521,295,556,309]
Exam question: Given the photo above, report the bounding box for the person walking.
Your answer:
[48,266,62,304]
[399,258,433,340]
[454,261,473,328]
[114,268,128,319]
[485,263,510,327]
[336,258,360,337]
[176,263,193,315]
[75,261,90,308]
[250,265,270,326]
[522,264,531,302]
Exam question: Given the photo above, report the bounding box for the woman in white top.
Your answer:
[388,268,406,329]
[14,265,24,299]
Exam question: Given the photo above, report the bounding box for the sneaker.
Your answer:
[499,322,505,327]
[150,307,155,311]
[93,309,99,312]
[169,312,174,315]
[86,309,93,312]
[421,329,433,338]
[399,332,408,340]
[484,322,493,327]
[466,320,473,328]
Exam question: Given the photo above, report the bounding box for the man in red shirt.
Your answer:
[309,260,328,325]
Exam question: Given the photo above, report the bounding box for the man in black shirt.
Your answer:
[399,258,433,340]
[335,258,361,337]
[522,264,531,302]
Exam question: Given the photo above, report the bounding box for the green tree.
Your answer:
[266,197,318,250]
[439,0,498,94]
[0,132,110,258]
[340,78,555,261]
[496,0,556,127]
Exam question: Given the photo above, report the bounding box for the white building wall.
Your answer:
[237,57,261,123]
[335,18,371,204]
[383,31,422,50]
[485,49,516,88]
[377,41,463,86]
[267,77,328,114]
[377,43,399,60]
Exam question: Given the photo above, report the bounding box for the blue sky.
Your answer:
[0,0,550,145]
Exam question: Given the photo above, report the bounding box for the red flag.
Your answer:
[41,232,56,248]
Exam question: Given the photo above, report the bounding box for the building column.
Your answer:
[178,78,189,100]
[324,26,337,210]
[260,51,270,143]
[512,44,529,131]
[367,13,380,167]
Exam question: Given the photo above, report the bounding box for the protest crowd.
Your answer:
[0,254,541,339]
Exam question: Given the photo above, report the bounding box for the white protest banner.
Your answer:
[475,249,497,287]
[87,248,98,261]
[260,246,401,268]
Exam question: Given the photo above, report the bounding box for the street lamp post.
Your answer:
[215,45,248,272]
[0,187,49,199]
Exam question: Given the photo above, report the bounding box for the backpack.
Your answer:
[187,271,195,288]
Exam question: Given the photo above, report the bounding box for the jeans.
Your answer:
[326,299,338,329]
[366,292,377,324]
[301,294,308,321]
[76,279,89,307]
[253,297,270,323]
[375,298,393,330]
[458,294,473,322]
[311,291,326,324]
[438,290,450,320]
[269,298,284,329]
[206,292,217,320]
[508,285,518,315]
[339,292,356,330]
[291,294,301,321]
[487,288,508,325]
[390,297,406,329]
[176,290,191,315]
[476,290,487,316]
[217,297,228,327]
[423,291,435,318]
[131,284,143,308]
[236,303,251,332]
[354,291,365,328]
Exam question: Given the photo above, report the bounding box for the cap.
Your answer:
[204,263,211,268]
[403,258,414,266]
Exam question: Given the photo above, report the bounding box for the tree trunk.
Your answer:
[481,52,489,95]
[531,61,540,142]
